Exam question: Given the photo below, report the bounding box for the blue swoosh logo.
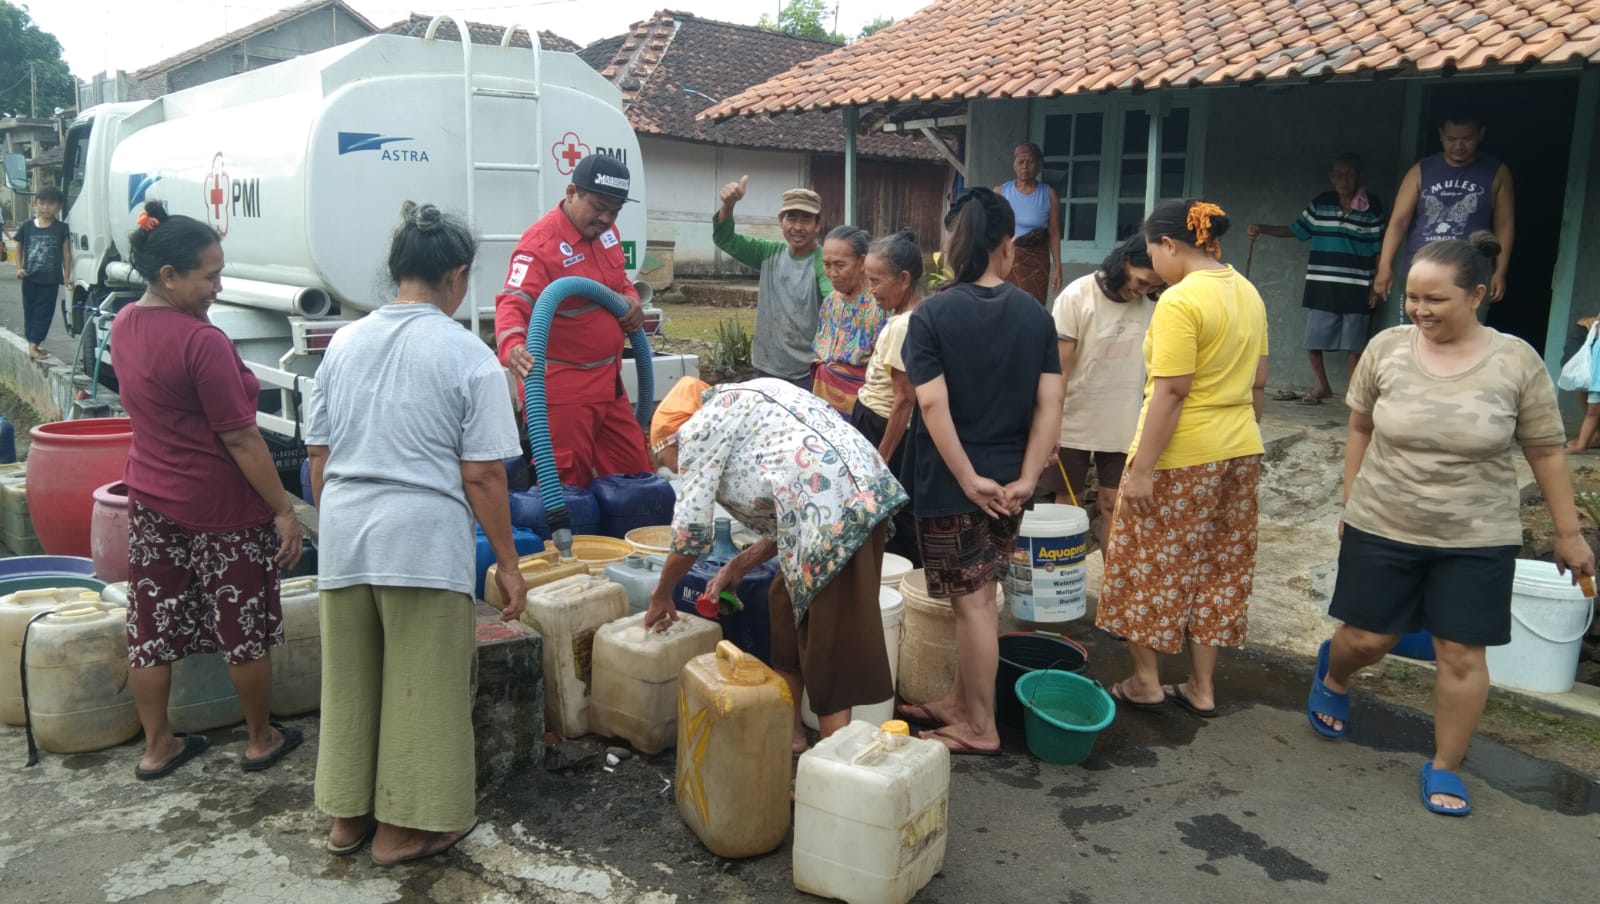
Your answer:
[337,132,413,155]
[128,173,162,210]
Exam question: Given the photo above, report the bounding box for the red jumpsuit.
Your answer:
[494,205,650,487]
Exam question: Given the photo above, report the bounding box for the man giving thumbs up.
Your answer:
[711,175,831,389]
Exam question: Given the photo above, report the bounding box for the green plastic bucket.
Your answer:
[1015,669,1115,765]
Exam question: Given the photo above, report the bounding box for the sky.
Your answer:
[27,0,933,79]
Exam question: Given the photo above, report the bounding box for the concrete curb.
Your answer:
[0,325,121,421]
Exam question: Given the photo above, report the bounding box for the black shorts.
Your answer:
[1328,525,1517,646]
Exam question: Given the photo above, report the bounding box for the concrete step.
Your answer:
[472,602,545,790]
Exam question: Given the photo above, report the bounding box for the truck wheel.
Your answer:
[79,321,118,393]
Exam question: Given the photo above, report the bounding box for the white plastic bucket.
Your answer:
[880,553,913,588]
[1006,504,1090,623]
[1484,559,1595,695]
[803,586,904,730]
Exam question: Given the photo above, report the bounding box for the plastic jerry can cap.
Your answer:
[880,720,910,736]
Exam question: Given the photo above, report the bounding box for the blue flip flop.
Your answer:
[1420,762,1472,817]
[1307,639,1349,740]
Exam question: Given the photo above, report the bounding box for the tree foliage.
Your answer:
[0,3,75,118]
[859,16,895,39]
[757,0,844,43]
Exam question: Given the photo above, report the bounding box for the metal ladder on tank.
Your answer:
[424,13,546,339]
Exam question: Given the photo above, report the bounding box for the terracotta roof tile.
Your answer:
[706,0,1600,120]
[136,1,377,78]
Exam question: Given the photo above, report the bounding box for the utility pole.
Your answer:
[29,62,38,118]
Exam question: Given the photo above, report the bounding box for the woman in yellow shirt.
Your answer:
[1096,200,1269,717]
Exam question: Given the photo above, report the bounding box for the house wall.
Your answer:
[967,83,1409,390]
[639,136,807,278]
[1574,108,1600,322]
[166,7,375,93]
[1202,82,1409,391]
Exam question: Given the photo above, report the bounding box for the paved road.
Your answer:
[0,274,84,366]
[2,633,1595,904]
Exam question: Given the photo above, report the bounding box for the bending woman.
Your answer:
[645,376,908,751]
[1096,199,1269,718]
[1308,231,1593,817]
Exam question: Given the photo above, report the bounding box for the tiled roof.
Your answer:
[381,14,581,53]
[579,35,628,71]
[592,10,942,160]
[133,1,377,79]
[705,0,1600,118]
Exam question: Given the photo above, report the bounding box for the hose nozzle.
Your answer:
[552,527,574,560]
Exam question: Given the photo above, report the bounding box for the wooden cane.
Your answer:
[1244,235,1257,278]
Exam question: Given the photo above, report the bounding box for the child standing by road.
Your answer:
[13,187,72,360]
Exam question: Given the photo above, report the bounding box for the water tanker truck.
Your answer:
[60,17,695,438]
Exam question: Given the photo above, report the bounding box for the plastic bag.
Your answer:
[1558,323,1598,391]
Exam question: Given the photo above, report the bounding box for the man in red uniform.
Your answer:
[496,154,649,486]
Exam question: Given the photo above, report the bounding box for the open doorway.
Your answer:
[1419,77,1578,352]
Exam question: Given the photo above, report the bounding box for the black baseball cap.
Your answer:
[572,154,636,203]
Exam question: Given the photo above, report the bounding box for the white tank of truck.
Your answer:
[63,19,692,417]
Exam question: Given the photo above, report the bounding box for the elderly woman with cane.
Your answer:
[644,376,908,752]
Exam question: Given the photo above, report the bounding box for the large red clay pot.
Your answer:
[26,419,134,557]
[90,481,131,582]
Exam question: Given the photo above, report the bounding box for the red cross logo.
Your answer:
[204,152,230,237]
[551,132,589,176]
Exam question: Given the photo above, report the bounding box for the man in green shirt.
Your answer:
[713,176,832,388]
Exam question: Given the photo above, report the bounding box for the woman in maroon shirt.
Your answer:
[111,202,304,780]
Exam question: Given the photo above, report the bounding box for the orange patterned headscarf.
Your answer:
[649,376,711,455]
[1186,201,1226,258]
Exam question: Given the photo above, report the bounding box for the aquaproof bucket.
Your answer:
[1484,559,1594,694]
[1006,504,1090,623]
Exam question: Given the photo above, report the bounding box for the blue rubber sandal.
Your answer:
[1307,639,1348,740]
[1420,762,1472,817]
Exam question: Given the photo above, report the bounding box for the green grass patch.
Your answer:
[659,305,756,344]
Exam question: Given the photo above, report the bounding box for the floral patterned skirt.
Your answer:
[1095,456,1261,655]
[126,501,283,669]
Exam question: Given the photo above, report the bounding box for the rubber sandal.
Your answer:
[1164,684,1218,718]
[894,702,944,727]
[1307,639,1349,740]
[1271,390,1299,401]
[326,819,377,856]
[1298,394,1323,405]
[919,727,1002,757]
[242,723,303,772]
[134,732,209,780]
[1110,679,1168,712]
[1420,763,1472,817]
[372,820,480,867]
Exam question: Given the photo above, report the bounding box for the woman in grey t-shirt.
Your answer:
[305,203,526,864]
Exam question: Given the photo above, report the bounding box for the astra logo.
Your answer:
[337,132,431,162]
[128,172,162,210]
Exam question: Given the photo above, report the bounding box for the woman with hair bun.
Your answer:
[112,201,305,781]
[305,202,526,864]
[896,188,1062,755]
[1308,230,1593,817]
[1096,199,1268,718]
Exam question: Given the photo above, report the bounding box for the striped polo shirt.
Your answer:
[1288,190,1386,315]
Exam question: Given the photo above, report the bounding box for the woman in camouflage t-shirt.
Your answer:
[1308,231,1594,817]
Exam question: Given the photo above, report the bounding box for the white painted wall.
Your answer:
[639,136,808,278]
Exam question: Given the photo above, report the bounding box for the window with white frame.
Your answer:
[1034,95,1206,260]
